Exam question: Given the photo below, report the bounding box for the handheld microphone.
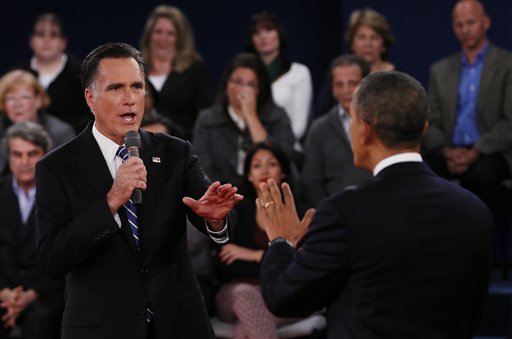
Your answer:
[124,130,142,204]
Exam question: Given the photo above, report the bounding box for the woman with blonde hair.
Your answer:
[140,5,213,139]
[0,69,75,174]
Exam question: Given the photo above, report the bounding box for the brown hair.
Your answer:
[345,8,395,61]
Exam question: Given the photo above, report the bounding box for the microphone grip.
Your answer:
[132,188,142,205]
[127,148,141,204]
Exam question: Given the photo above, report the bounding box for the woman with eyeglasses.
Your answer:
[0,69,75,175]
[193,53,295,188]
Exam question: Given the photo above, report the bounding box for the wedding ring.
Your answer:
[264,201,275,208]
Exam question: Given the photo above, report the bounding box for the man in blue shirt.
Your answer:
[0,121,64,339]
[423,0,512,216]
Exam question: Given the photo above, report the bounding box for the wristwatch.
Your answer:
[268,237,295,248]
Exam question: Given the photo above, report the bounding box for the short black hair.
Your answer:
[353,71,427,149]
[81,42,146,90]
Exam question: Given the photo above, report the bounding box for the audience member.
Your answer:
[14,13,89,133]
[193,53,295,188]
[215,141,305,338]
[423,0,512,216]
[140,5,213,140]
[0,69,75,175]
[301,54,372,208]
[247,12,313,150]
[257,71,492,338]
[0,121,64,339]
[314,7,396,120]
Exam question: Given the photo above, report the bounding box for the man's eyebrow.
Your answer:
[106,83,124,90]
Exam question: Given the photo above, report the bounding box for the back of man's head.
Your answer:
[353,71,427,149]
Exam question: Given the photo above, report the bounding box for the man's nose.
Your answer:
[124,89,136,105]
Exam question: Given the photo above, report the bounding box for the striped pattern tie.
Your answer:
[116,145,140,248]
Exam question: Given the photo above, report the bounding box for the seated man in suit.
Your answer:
[423,0,512,216]
[35,42,242,339]
[0,121,64,339]
[257,71,492,338]
[301,54,372,207]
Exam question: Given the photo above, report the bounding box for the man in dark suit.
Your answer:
[256,71,493,338]
[35,43,242,339]
[423,0,512,216]
[301,54,372,207]
[0,121,63,339]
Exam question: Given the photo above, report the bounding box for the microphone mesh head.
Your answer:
[124,130,141,149]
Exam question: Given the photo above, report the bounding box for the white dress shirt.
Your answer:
[373,152,423,176]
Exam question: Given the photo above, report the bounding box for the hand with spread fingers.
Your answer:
[256,179,315,247]
[183,181,244,229]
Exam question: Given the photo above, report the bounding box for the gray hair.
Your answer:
[4,121,53,153]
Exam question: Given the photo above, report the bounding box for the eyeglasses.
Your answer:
[33,31,62,39]
[4,94,35,105]
[229,78,258,90]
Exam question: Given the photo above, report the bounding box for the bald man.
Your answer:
[423,0,512,216]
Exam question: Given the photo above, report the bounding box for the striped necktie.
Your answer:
[116,145,140,248]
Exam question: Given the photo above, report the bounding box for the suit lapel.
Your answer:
[136,131,166,246]
[477,45,497,119]
[327,107,351,148]
[74,126,140,254]
[445,55,462,130]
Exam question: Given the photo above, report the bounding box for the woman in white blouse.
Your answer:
[246,12,313,151]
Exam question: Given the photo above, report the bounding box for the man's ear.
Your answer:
[422,120,429,136]
[362,120,374,145]
[84,88,95,114]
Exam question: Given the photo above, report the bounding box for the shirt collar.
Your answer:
[373,152,422,176]
[227,105,246,130]
[92,123,122,164]
[12,176,36,198]
[462,40,489,65]
[337,104,350,120]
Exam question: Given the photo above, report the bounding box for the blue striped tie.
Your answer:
[116,145,140,248]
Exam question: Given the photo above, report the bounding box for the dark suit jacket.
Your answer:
[35,125,229,339]
[260,161,492,339]
[149,59,213,140]
[301,106,372,207]
[424,43,512,173]
[0,175,64,299]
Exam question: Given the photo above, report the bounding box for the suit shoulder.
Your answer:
[431,53,459,72]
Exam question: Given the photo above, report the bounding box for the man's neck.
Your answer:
[463,39,488,64]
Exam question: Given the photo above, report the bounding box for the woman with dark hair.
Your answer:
[246,12,313,149]
[140,5,213,139]
[193,53,295,187]
[215,141,305,338]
